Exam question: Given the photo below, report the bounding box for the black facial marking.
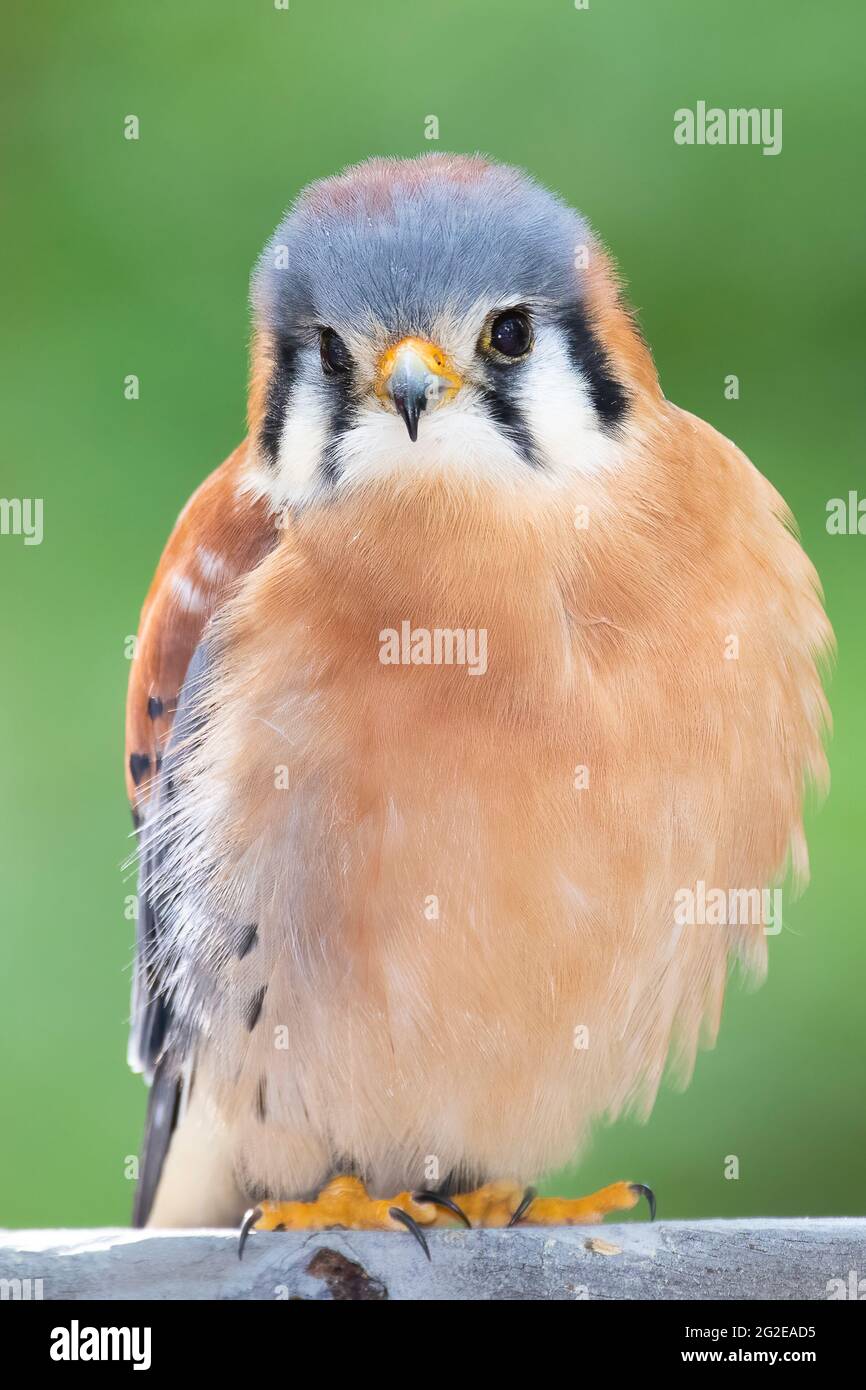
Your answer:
[260,333,299,464]
[129,752,151,786]
[479,382,541,468]
[147,696,164,720]
[558,303,628,429]
[255,1076,267,1122]
[246,984,267,1031]
[320,374,356,486]
[237,924,259,959]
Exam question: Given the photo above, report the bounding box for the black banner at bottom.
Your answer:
[5,1296,860,1373]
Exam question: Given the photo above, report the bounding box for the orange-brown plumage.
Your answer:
[126,155,831,1229]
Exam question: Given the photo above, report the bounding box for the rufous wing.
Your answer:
[125,441,277,814]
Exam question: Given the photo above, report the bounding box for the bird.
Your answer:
[125,154,831,1246]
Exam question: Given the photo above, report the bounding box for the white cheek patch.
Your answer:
[332,393,530,494]
[272,375,333,503]
[513,328,622,480]
[327,330,621,494]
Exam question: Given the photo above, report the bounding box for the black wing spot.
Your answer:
[129,752,151,786]
[256,1076,267,1122]
[246,985,267,1031]
[147,696,164,720]
[238,924,259,959]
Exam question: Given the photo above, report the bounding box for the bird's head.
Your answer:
[248,154,660,507]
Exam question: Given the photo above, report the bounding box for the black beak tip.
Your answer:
[394,392,423,442]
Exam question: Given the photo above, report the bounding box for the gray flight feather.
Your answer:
[128,638,212,1226]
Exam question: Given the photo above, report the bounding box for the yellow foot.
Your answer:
[238,1176,438,1259]
[519,1180,656,1226]
[426,1178,655,1228]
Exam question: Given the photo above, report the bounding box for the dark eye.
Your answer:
[320,327,352,375]
[486,309,533,361]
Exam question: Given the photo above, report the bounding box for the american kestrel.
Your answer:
[126,155,831,1248]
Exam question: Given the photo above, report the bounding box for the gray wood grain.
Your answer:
[1,1220,864,1300]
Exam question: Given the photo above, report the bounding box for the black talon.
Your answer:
[389,1206,431,1260]
[413,1190,472,1229]
[238,1205,262,1261]
[630,1183,656,1221]
[508,1186,537,1227]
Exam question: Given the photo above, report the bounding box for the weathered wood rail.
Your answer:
[1,1219,863,1300]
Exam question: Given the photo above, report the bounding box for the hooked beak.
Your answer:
[376,337,462,442]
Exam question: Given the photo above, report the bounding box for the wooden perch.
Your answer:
[1,1219,864,1301]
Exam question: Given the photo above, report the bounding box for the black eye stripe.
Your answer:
[320,373,356,486]
[259,333,299,465]
[557,303,628,430]
[479,383,541,469]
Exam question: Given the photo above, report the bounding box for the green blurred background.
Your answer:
[1,0,863,1227]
